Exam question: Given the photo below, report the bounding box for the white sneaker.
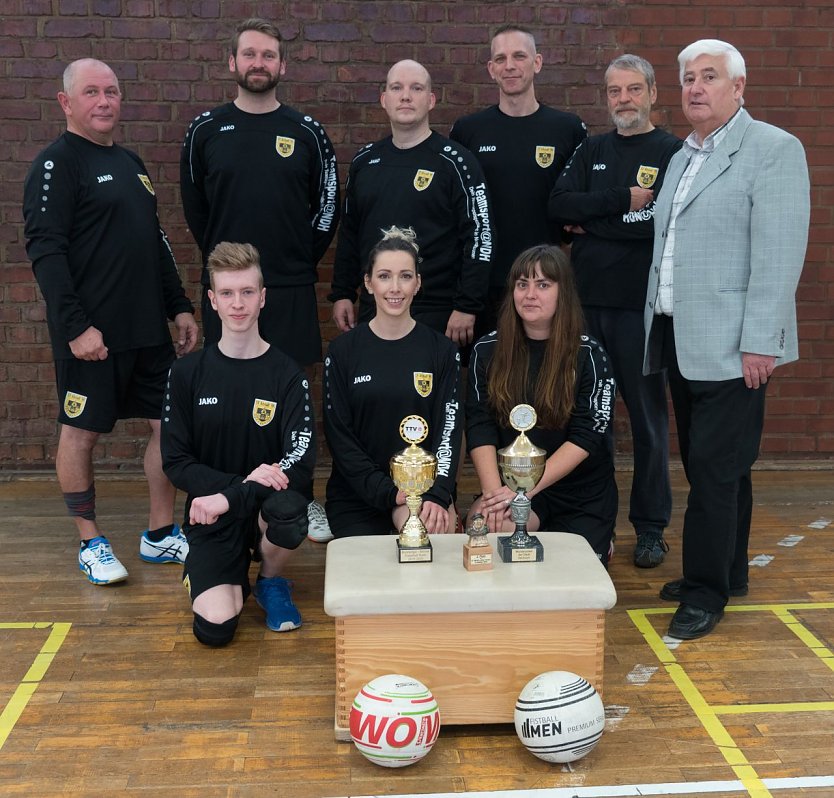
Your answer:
[307,500,334,543]
[140,524,189,564]
[79,536,128,585]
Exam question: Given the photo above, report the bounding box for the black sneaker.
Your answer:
[633,533,669,568]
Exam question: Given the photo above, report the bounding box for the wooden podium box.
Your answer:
[323,532,617,740]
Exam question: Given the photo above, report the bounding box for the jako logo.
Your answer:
[198,397,218,405]
[220,125,234,132]
[478,145,497,152]
[97,174,113,183]
[592,163,606,171]
[353,375,371,384]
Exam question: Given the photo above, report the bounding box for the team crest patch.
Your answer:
[252,398,277,427]
[535,146,555,168]
[276,136,295,158]
[137,174,155,195]
[64,391,87,419]
[413,372,433,397]
[637,165,659,188]
[413,169,434,191]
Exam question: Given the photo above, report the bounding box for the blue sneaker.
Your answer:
[79,536,128,585]
[253,576,302,632]
[140,524,188,564]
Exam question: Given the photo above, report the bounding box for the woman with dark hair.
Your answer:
[466,244,618,564]
[323,227,462,538]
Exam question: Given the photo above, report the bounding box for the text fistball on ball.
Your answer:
[514,671,605,763]
[350,674,441,768]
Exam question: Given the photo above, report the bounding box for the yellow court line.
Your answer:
[629,602,834,796]
[714,701,834,714]
[629,608,773,798]
[771,608,834,672]
[0,622,72,751]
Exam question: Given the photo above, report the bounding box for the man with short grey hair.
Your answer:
[23,58,198,584]
[549,54,681,569]
[644,40,810,639]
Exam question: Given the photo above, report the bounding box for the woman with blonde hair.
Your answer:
[466,244,617,564]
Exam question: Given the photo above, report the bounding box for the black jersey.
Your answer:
[23,132,193,359]
[180,103,340,287]
[467,333,615,490]
[323,322,462,511]
[329,131,493,317]
[450,105,587,286]
[548,128,682,310]
[162,344,315,519]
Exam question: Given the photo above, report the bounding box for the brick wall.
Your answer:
[1,1,832,469]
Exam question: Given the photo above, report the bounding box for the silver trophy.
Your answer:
[496,404,546,562]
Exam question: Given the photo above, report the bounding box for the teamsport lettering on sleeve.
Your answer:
[435,399,458,478]
[299,115,339,234]
[279,427,313,471]
[438,146,492,265]
[579,337,615,434]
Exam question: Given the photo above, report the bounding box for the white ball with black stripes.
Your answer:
[514,671,605,763]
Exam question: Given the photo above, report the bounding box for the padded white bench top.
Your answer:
[323,531,617,617]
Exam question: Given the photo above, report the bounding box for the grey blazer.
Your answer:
[644,108,810,381]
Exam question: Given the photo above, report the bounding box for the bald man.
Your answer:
[330,60,493,348]
[23,59,198,585]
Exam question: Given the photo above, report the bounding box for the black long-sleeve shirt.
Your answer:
[450,104,587,286]
[180,103,340,287]
[323,322,462,511]
[548,128,681,310]
[162,344,315,521]
[23,132,193,358]
[466,333,615,491]
[329,131,493,317]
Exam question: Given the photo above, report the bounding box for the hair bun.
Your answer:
[379,225,419,254]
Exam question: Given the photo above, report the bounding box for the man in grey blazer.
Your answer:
[643,40,810,639]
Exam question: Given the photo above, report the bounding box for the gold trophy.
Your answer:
[496,404,546,562]
[390,415,435,563]
[463,512,493,571]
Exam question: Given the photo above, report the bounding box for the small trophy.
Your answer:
[496,404,546,563]
[463,512,493,571]
[390,415,435,563]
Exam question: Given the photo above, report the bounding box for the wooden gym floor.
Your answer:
[1,466,833,798]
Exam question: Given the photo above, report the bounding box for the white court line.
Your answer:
[336,773,834,798]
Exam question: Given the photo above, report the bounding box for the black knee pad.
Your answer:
[193,612,239,647]
[261,489,309,550]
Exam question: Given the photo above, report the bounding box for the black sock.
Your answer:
[145,524,175,543]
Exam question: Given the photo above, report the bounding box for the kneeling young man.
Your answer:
[162,242,315,646]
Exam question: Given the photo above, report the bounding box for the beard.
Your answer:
[234,68,280,94]
[612,107,649,132]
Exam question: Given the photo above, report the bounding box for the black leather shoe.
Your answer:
[668,603,723,640]
[660,578,748,602]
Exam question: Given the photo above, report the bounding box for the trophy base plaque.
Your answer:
[463,541,493,571]
[397,538,433,563]
[497,534,544,563]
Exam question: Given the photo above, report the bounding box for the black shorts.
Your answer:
[202,284,322,367]
[325,497,395,539]
[183,513,259,602]
[54,343,174,433]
